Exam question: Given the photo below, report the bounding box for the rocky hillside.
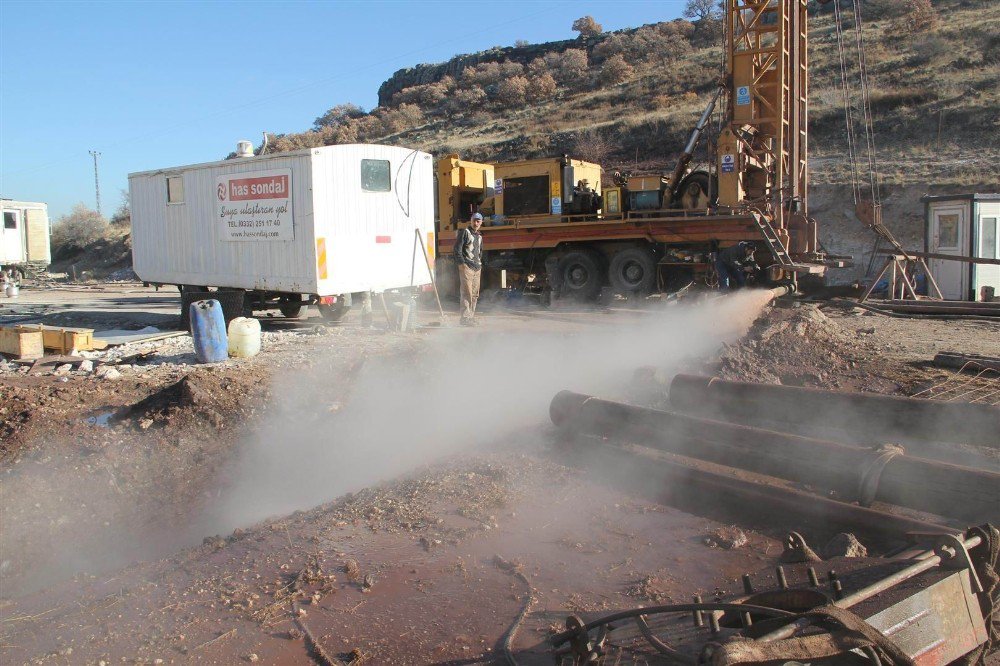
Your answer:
[264,0,998,188]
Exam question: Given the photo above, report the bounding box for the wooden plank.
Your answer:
[0,327,45,360]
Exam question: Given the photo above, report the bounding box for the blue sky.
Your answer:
[1,0,687,220]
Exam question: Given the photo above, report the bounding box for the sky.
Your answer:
[1,0,690,221]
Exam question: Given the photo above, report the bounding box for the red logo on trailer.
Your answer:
[217,183,227,201]
[227,175,289,201]
[375,235,392,244]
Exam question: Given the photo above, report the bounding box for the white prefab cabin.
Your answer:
[1,200,51,267]
[128,144,435,297]
[923,194,1000,301]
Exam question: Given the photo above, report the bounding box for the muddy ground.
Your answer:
[1,283,998,665]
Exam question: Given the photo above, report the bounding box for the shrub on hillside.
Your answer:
[896,0,939,32]
[445,86,488,115]
[600,54,634,85]
[313,103,366,130]
[571,129,613,165]
[527,73,558,103]
[496,76,530,108]
[110,191,130,228]
[51,204,109,251]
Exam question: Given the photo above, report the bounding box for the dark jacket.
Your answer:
[453,227,483,270]
[718,242,756,269]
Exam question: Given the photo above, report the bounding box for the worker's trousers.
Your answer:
[715,259,745,291]
[459,264,481,322]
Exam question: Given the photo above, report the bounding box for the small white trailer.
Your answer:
[129,143,435,321]
[1,199,51,279]
[922,193,1000,301]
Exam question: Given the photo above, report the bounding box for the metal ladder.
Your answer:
[751,211,795,268]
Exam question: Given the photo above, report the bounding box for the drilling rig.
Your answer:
[436,0,849,299]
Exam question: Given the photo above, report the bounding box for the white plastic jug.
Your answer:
[5,283,18,298]
[227,317,261,358]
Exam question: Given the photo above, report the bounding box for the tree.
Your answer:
[313,103,366,130]
[683,0,722,21]
[110,190,130,228]
[600,54,634,85]
[572,16,603,38]
[51,204,109,250]
[571,129,613,165]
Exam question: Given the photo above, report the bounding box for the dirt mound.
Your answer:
[49,231,132,279]
[717,304,898,393]
[117,373,239,429]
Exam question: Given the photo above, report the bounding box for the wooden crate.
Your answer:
[0,327,45,360]
[17,325,95,353]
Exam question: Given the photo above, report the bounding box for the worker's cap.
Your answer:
[471,213,483,221]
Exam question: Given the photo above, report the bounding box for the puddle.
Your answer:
[85,411,115,427]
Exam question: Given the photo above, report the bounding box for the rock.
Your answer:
[247,654,259,663]
[78,359,94,373]
[703,526,748,550]
[823,533,867,559]
[54,364,73,376]
[139,418,154,430]
[96,367,121,380]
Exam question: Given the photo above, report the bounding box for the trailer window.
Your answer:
[167,176,184,204]
[3,212,16,229]
[361,160,391,192]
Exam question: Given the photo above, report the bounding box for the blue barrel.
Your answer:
[190,299,229,363]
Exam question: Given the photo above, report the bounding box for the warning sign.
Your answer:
[721,154,736,174]
[494,178,503,195]
[216,168,294,241]
[736,86,751,106]
[551,197,562,215]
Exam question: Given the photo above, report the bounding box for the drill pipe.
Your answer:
[669,374,1000,449]
[558,427,956,545]
[550,391,999,524]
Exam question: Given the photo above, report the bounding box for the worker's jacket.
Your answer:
[453,227,483,271]
[718,242,756,270]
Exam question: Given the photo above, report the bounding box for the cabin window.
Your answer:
[167,176,185,204]
[937,213,959,248]
[361,160,391,192]
[982,218,998,259]
[3,212,16,229]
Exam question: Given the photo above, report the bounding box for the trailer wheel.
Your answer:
[555,249,604,301]
[278,296,303,319]
[317,302,350,322]
[609,247,657,297]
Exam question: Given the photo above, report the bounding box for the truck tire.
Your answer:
[609,247,657,297]
[278,296,303,319]
[555,249,604,301]
[317,302,350,322]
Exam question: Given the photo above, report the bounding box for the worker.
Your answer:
[715,241,758,290]
[453,212,484,326]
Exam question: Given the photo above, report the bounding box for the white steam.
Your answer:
[204,290,775,531]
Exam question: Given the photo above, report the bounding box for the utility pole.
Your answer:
[89,150,102,216]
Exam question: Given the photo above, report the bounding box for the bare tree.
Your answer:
[572,15,603,38]
[683,0,723,22]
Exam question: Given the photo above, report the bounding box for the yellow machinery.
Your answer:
[436,155,494,231]
[489,157,603,223]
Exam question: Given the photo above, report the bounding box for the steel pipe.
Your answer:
[558,431,956,546]
[550,391,999,524]
[668,374,1000,448]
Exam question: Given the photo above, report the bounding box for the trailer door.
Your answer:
[2,209,25,263]
[974,212,999,300]
[928,204,968,300]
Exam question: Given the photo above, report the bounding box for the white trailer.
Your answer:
[1,199,51,279]
[129,143,436,321]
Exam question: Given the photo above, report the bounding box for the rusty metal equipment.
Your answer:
[551,527,997,665]
[668,375,1000,449]
[550,391,999,524]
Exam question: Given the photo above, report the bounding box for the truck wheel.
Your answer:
[556,249,604,301]
[278,296,303,319]
[609,247,657,297]
[317,302,350,322]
